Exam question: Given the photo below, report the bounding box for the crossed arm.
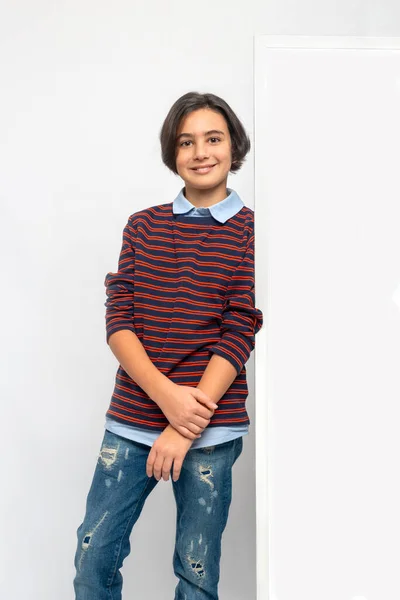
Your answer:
[105,217,262,482]
[108,329,238,482]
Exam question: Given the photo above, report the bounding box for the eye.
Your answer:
[179,137,221,147]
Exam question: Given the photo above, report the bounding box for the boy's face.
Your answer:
[175,108,232,193]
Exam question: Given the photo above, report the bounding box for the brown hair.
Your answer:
[159,91,251,175]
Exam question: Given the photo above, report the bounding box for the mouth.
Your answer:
[191,164,217,174]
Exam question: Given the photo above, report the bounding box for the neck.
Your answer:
[183,181,229,208]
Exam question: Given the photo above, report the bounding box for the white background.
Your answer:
[255,37,400,600]
[1,2,399,600]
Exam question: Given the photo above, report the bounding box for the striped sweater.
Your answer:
[104,193,263,432]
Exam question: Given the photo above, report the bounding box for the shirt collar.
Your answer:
[172,187,244,223]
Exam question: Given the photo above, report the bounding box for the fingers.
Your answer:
[190,415,210,429]
[178,426,202,440]
[146,447,157,478]
[186,423,203,435]
[152,453,164,481]
[147,451,185,482]
[161,457,173,481]
[195,405,214,420]
[172,458,184,482]
[147,448,171,481]
[192,389,218,411]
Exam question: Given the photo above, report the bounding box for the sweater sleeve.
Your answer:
[104,216,136,343]
[209,220,263,375]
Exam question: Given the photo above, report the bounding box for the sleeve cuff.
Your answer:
[209,332,254,375]
[106,323,136,344]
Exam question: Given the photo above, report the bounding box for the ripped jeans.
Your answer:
[73,430,243,600]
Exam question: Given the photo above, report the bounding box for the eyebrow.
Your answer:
[176,129,225,141]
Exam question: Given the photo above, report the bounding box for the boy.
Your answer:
[73,91,263,599]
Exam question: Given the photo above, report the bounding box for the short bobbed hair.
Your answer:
[159,92,251,175]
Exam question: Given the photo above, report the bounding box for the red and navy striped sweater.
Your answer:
[104,201,263,431]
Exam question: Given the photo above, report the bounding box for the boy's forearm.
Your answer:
[108,331,237,414]
[196,354,238,404]
[108,330,175,406]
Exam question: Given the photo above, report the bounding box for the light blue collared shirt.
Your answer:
[105,187,249,449]
[172,186,244,223]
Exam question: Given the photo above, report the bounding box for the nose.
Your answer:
[192,141,209,161]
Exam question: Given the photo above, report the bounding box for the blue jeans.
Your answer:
[73,430,243,599]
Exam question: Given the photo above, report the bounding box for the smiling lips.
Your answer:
[192,164,216,174]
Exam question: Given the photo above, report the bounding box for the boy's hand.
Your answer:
[155,383,218,440]
[146,424,194,482]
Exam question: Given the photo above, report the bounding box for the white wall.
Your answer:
[1,2,399,599]
[254,36,400,600]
